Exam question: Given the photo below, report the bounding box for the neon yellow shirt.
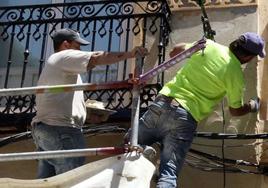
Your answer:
[160,39,245,122]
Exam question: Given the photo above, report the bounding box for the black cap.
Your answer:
[51,28,90,46]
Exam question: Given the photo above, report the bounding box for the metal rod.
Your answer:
[0,41,206,147]
[130,85,141,146]
[139,38,206,84]
[0,39,206,97]
[130,56,143,146]
[0,81,131,97]
[0,147,124,162]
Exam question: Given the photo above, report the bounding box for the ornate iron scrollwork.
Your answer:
[0,0,171,130]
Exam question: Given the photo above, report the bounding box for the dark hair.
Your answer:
[53,39,72,51]
[229,36,257,58]
[53,40,62,51]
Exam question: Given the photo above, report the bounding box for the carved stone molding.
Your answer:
[168,0,257,11]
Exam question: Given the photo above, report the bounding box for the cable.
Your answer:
[0,131,31,147]
[192,140,266,148]
[195,132,268,139]
[189,148,258,167]
[0,125,126,148]
[221,100,226,188]
[187,149,262,175]
[185,159,262,175]
[3,129,268,147]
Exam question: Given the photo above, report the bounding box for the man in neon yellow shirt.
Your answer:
[138,32,265,188]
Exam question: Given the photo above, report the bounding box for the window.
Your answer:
[63,0,131,83]
[0,0,62,87]
[0,0,133,88]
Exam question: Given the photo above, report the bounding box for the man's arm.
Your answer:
[229,105,251,116]
[87,46,148,70]
[229,98,260,116]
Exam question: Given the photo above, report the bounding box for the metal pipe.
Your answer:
[139,38,206,84]
[0,81,131,97]
[130,86,141,146]
[130,56,143,146]
[0,39,206,97]
[0,147,124,162]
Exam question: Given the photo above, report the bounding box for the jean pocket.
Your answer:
[141,104,163,128]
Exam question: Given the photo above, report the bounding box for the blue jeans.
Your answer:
[138,99,197,188]
[31,122,86,178]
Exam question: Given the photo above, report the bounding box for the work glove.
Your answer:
[249,97,260,113]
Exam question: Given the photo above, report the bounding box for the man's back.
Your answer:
[32,50,92,127]
[160,40,245,121]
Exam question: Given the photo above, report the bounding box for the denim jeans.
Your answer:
[31,122,86,178]
[138,99,197,188]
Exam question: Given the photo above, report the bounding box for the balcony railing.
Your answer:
[0,0,171,130]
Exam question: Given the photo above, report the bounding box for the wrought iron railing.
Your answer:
[0,0,171,130]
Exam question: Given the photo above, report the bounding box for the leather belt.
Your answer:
[155,94,184,109]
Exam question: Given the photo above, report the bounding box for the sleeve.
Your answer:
[55,49,93,74]
[224,63,245,109]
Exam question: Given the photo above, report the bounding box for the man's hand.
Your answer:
[249,97,260,113]
[131,46,149,58]
[169,43,187,58]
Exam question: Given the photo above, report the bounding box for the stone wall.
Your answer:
[164,1,268,187]
[1,1,268,187]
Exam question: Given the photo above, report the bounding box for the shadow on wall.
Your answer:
[259,23,268,120]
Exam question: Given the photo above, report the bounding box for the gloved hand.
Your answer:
[249,97,260,113]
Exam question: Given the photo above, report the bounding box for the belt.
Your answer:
[155,94,184,109]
